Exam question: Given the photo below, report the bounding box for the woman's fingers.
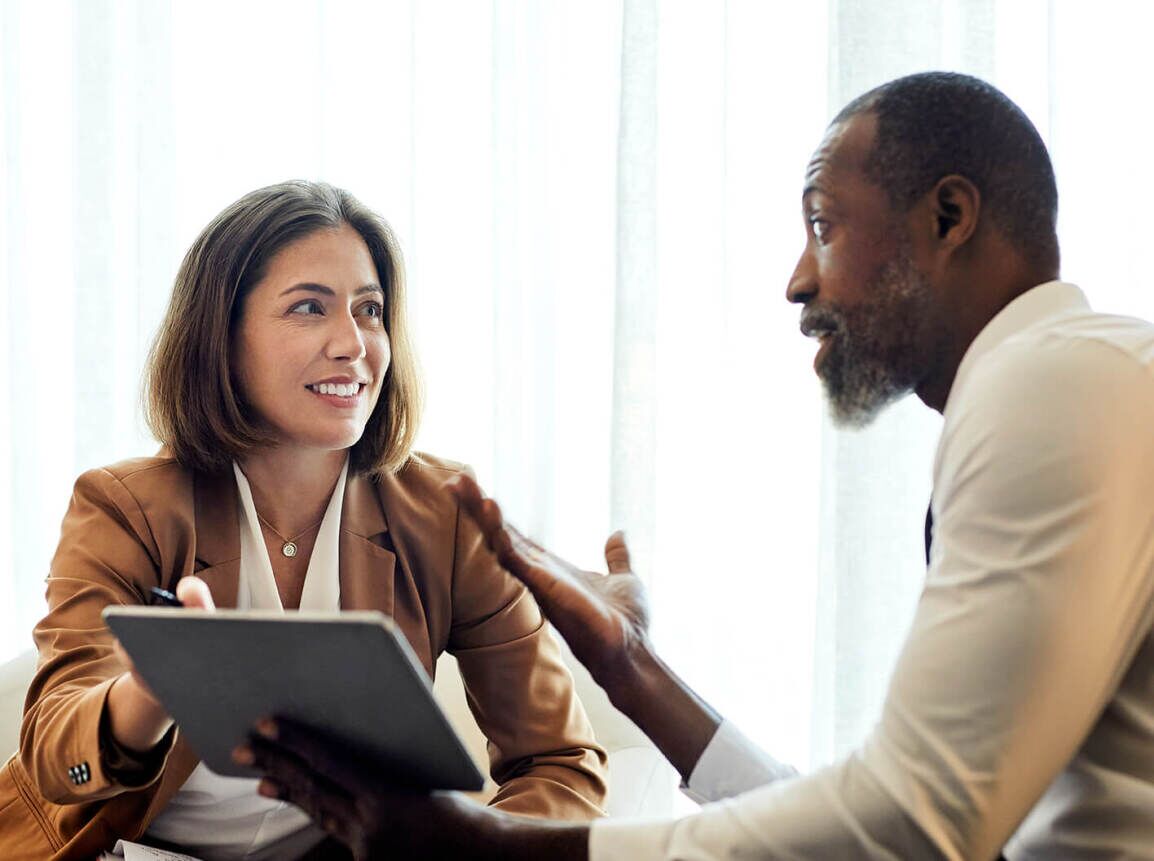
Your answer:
[175,575,216,610]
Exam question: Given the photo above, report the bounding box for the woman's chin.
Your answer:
[265,425,368,457]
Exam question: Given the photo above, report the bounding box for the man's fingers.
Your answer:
[257,771,358,841]
[175,575,216,610]
[448,476,515,557]
[496,530,554,593]
[604,531,632,574]
[447,474,503,535]
[258,717,354,784]
[446,474,484,519]
[241,726,360,841]
[448,474,583,599]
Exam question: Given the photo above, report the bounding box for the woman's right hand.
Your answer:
[106,576,216,753]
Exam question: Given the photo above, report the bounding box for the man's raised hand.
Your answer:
[447,474,650,692]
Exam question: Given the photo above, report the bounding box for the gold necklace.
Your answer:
[256,513,324,558]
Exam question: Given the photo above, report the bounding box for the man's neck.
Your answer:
[916,264,1058,413]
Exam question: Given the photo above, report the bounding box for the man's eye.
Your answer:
[810,218,830,242]
[289,299,324,315]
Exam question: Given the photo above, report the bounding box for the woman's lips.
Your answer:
[305,382,366,408]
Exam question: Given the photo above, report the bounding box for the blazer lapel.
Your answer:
[192,470,241,609]
[339,473,395,616]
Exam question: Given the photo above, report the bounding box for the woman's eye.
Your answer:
[289,299,324,315]
[357,301,384,320]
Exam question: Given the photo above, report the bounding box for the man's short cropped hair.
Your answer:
[145,180,422,476]
[835,71,1059,273]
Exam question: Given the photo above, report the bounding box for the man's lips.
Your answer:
[800,311,841,372]
[799,313,838,340]
[813,331,836,370]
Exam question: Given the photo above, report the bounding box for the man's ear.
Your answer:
[929,174,980,250]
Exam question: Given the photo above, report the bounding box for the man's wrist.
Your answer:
[487,809,589,861]
[600,637,722,782]
[602,636,661,716]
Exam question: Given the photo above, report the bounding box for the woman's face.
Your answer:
[233,223,391,455]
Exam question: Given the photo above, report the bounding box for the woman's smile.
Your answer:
[306,379,369,408]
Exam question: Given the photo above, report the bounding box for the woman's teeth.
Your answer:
[310,383,360,397]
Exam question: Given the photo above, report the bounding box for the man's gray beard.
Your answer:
[818,251,933,428]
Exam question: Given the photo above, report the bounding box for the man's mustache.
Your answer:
[799,305,844,339]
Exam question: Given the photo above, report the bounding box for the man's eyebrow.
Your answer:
[802,183,828,205]
[802,164,828,202]
[278,283,383,297]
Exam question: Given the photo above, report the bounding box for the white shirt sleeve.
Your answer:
[681,720,798,804]
[591,333,1154,860]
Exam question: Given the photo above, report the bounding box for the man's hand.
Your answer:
[448,473,650,693]
[236,717,588,861]
[448,474,723,782]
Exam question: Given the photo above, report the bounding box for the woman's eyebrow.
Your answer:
[278,282,383,297]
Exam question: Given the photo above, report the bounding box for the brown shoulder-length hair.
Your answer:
[145,180,422,476]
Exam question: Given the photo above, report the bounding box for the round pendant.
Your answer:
[282,541,298,558]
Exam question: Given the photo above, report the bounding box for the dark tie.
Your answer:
[925,501,1010,861]
[924,503,934,565]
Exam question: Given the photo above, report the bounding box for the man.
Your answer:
[239,72,1154,859]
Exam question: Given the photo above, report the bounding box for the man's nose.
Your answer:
[785,249,818,305]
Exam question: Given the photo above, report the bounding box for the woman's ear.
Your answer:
[930,174,980,249]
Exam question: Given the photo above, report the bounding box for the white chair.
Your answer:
[433,645,676,818]
[0,647,36,758]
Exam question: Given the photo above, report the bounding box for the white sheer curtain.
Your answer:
[1,0,1152,788]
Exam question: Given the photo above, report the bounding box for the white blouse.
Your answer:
[143,460,349,860]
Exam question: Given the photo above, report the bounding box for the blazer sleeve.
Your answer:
[446,482,608,820]
[21,467,176,804]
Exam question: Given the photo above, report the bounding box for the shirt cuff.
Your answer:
[589,815,681,861]
[682,719,798,805]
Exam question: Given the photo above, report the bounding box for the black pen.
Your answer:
[149,586,184,607]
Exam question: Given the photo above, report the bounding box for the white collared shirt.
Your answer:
[592,282,1154,859]
[144,461,349,860]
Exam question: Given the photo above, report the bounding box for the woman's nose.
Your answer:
[325,312,367,361]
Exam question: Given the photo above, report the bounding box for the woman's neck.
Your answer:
[237,446,347,536]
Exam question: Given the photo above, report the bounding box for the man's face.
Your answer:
[787,112,938,427]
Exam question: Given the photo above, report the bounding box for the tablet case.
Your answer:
[102,607,485,790]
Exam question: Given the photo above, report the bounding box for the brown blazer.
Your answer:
[0,452,606,860]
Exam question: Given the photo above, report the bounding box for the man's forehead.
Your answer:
[804,112,877,195]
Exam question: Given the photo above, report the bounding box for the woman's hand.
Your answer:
[106,575,216,753]
[447,474,650,698]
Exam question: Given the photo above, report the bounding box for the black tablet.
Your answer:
[102,607,484,790]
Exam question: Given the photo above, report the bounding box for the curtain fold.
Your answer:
[610,0,658,600]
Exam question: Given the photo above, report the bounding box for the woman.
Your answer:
[0,181,607,860]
